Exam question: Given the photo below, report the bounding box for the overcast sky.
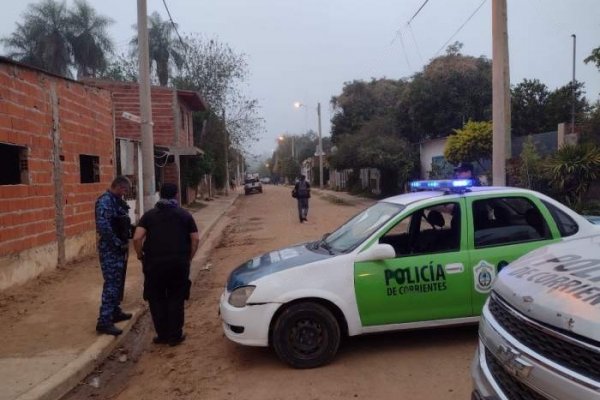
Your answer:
[2,0,599,157]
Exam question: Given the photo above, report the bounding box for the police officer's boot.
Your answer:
[113,310,133,323]
[96,323,123,336]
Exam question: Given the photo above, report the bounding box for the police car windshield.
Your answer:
[324,202,404,253]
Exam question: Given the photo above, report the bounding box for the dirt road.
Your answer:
[67,185,478,400]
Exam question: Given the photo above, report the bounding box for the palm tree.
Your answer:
[2,22,44,67]
[2,0,71,76]
[131,11,185,86]
[67,0,114,78]
[548,143,600,209]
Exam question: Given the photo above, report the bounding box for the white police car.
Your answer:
[219,180,599,368]
[472,234,600,399]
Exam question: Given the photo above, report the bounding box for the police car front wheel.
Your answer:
[272,302,341,368]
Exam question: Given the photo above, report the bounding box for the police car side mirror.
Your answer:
[355,243,396,263]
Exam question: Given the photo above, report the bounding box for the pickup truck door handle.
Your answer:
[445,263,464,274]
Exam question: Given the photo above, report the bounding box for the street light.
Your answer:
[278,135,294,158]
[571,34,576,134]
[293,101,324,189]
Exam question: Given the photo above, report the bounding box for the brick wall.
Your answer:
[163,161,179,187]
[0,65,55,255]
[57,81,113,238]
[86,80,178,147]
[0,60,114,289]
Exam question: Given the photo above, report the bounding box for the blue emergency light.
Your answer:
[409,179,473,193]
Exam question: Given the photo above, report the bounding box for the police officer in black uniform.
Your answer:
[133,183,199,346]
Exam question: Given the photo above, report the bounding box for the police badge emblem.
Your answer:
[473,260,496,293]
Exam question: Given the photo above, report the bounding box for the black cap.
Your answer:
[454,162,474,173]
[160,183,178,199]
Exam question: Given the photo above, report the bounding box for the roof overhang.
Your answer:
[177,90,208,111]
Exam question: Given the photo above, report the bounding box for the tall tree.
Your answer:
[584,46,600,71]
[545,81,588,128]
[329,132,415,196]
[98,52,138,82]
[67,0,114,78]
[2,0,71,76]
[581,101,600,145]
[330,79,406,142]
[131,11,185,86]
[173,35,247,112]
[172,35,263,190]
[173,35,263,146]
[511,79,551,136]
[403,49,492,140]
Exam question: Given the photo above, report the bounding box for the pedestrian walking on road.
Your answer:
[95,176,133,336]
[292,174,311,223]
[133,183,199,346]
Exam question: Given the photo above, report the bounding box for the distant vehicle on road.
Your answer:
[244,174,263,195]
[260,177,271,184]
[219,179,600,368]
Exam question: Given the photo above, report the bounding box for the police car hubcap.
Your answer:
[290,319,323,354]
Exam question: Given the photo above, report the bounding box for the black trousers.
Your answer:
[297,198,309,221]
[143,258,191,341]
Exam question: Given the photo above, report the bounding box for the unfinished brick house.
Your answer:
[0,57,115,290]
[85,79,207,215]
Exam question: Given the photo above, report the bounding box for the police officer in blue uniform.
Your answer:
[95,176,133,335]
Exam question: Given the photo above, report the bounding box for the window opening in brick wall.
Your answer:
[80,154,100,183]
[0,143,28,185]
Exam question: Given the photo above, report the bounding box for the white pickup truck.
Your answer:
[244,173,263,195]
[472,233,600,399]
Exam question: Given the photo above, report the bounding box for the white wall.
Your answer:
[419,138,448,179]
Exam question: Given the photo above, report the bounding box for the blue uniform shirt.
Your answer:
[95,191,128,249]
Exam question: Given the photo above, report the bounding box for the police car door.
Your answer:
[354,199,471,326]
[467,194,559,315]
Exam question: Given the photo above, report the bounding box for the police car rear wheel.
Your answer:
[272,302,340,368]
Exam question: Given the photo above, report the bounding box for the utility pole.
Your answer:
[236,153,241,185]
[571,34,576,134]
[317,102,323,189]
[137,0,155,212]
[223,109,229,196]
[492,0,511,186]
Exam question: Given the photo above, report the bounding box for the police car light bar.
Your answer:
[409,179,473,193]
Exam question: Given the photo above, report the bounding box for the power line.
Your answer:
[397,30,413,72]
[434,0,487,57]
[162,0,186,48]
[407,24,424,63]
[407,0,431,25]
[389,0,430,70]
[363,0,431,78]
